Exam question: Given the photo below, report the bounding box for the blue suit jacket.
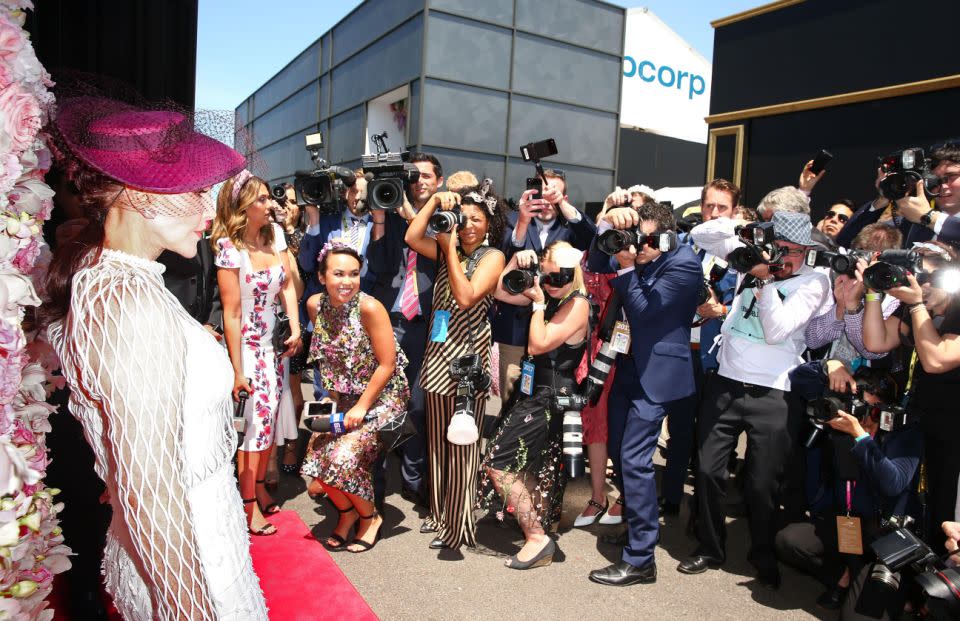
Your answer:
[591,242,702,404]
[836,199,960,249]
[491,209,597,346]
[365,211,436,320]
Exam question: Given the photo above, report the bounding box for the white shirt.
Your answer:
[691,217,831,390]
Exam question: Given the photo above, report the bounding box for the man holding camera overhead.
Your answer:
[493,168,596,401]
[837,142,960,249]
[585,201,701,586]
[678,208,831,589]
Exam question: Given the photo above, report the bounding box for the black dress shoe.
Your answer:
[816,584,848,609]
[676,554,723,574]
[588,561,656,586]
[428,537,448,549]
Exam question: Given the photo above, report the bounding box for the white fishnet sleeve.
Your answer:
[78,275,217,620]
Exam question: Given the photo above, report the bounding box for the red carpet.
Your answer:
[252,510,378,621]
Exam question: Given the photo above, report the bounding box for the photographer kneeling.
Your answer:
[479,241,590,569]
[776,364,922,617]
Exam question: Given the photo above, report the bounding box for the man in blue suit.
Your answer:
[835,143,960,249]
[493,169,596,401]
[586,201,702,586]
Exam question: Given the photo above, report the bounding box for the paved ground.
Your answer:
[275,390,834,621]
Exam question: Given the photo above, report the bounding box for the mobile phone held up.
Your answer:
[520,138,558,163]
[810,149,833,175]
[526,177,543,201]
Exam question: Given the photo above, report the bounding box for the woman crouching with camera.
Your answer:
[480,241,590,569]
[300,243,409,553]
[404,180,506,550]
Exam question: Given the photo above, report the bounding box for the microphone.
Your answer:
[306,411,378,434]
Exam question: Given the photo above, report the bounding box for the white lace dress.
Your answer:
[49,249,268,621]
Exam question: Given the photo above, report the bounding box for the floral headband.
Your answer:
[463,177,498,215]
[316,239,354,264]
[230,169,253,203]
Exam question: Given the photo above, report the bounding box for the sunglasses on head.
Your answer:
[825,211,849,223]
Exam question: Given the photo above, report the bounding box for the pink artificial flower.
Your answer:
[12,238,38,272]
[0,349,24,405]
[0,17,24,63]
[0,152,21,195]
[10,176,54,216]
[0,83,41,155]
[0,317,21,353]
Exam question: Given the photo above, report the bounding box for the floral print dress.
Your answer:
[214,224,297,452]
[301,292,409,501]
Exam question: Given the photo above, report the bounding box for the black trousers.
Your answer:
[694,374,803,572]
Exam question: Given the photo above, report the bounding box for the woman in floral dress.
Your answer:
[301,243,409,553]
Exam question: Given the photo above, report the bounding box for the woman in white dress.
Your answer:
[44,96,268,620]
[212,171,301,536]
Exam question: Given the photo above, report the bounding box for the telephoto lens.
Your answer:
[369,178,403,210]
[271,184,287,202]
[726,244,766,273]
[561,410,585,478]
[502,269,537,295]
[583,341,617,405]
[427,208,464,235]
[597,228,640,256]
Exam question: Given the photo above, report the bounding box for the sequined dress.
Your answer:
[49,249,267,620]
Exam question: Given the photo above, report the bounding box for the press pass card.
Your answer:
[520,360,535,396]
[836,516,863,555]
[431,310,450,342]
[611,320,631,354]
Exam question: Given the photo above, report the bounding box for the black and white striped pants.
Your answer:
[424,392,487,549]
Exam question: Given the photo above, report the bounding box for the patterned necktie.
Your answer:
[346,217,363,252]
[400,249,419,320]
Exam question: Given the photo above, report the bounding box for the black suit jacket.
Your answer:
[491,208,597,346]
[158,239,222,327]
[366,211,436,320]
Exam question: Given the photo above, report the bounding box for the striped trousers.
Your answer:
[424,392,487,549]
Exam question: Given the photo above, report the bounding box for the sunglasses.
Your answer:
[824,211,849,223]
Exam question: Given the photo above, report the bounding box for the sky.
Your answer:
[195,0,761,112]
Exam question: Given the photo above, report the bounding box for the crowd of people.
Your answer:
[41,92,960,620]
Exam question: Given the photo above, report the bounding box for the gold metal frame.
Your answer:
[706,125,745,186]
[711,0,806,28]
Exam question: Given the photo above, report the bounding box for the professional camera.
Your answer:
[676,211,703,234]
[877,148,942,202]
[554,392,588,478]
[271,184,289,205]
[427,208,465,236]
[809,393,871,424]
[293,132,357,215]
[862,249,923,291]
[597,228,678,256]
[362,131,421,210]
[447,354,492,445]
[862,515,960,620]
[727,222,784,274]
[581,292,623,406]
[502,266,575,295]
[805,248,873,276]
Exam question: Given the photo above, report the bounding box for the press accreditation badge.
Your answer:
[836,516,863,555]
[879,409,894,432]
[610,320,631,354]
[431,310,450,343]
[520,360,535,396]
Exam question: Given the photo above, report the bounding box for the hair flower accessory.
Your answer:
[316,239,353,264]
[464,177,498,215]
[229,169,253,203]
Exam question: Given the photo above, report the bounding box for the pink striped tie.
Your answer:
[400,250,419,320]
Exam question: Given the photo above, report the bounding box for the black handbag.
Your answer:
[273,309,292,352]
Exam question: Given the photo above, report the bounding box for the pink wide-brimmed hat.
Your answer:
[54,96,246,194]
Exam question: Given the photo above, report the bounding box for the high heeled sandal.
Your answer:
[598,496,624,526]
[279,445,300,475]
[573,498,609,528]
[243,498,277,536]
[505,538,556,570]
[348,511,382,553]
[324,504,357,552]
[254,479,281,514]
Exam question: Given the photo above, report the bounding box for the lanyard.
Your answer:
[845,480,856,516]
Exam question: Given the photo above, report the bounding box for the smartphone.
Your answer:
[302,400,335,419]
[810,149,834,175]
[526,177,543,201]
[520,138,558,162]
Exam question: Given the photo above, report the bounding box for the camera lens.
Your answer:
[597,229,637,256]
[726,245,764,273]
[503,269,536,295]
[428,211,458,234]
[371,179,400,209]
[869,563,902,591]
[863,263,909,291]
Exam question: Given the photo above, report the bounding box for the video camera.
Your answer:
[877,148,942,202]
[596,228,678,256]
[446,354,492,445]
[805,248,873,277]
[727,222,784,274]
[293,132,357,215]
[860,515,960,620]
[362,131,421,211]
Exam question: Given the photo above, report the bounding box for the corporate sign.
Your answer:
[620,8,711,144]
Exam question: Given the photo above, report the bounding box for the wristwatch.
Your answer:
[920,210,935,227]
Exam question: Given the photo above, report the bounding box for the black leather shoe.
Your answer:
[420,521,438,534]
[588,561,656,586]
[676,554,723,574]
[428,537,447,550]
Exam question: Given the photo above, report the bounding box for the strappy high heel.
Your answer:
[598,496,624,525]
[255,479,281,514]
[348,511,382,553]
[324,503,357,552]
[243,498,277,536]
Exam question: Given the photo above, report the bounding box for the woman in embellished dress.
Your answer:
[213,172,301,536]
[480,241,590,569]
[44,96,267,619]
[301,244,409,553]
